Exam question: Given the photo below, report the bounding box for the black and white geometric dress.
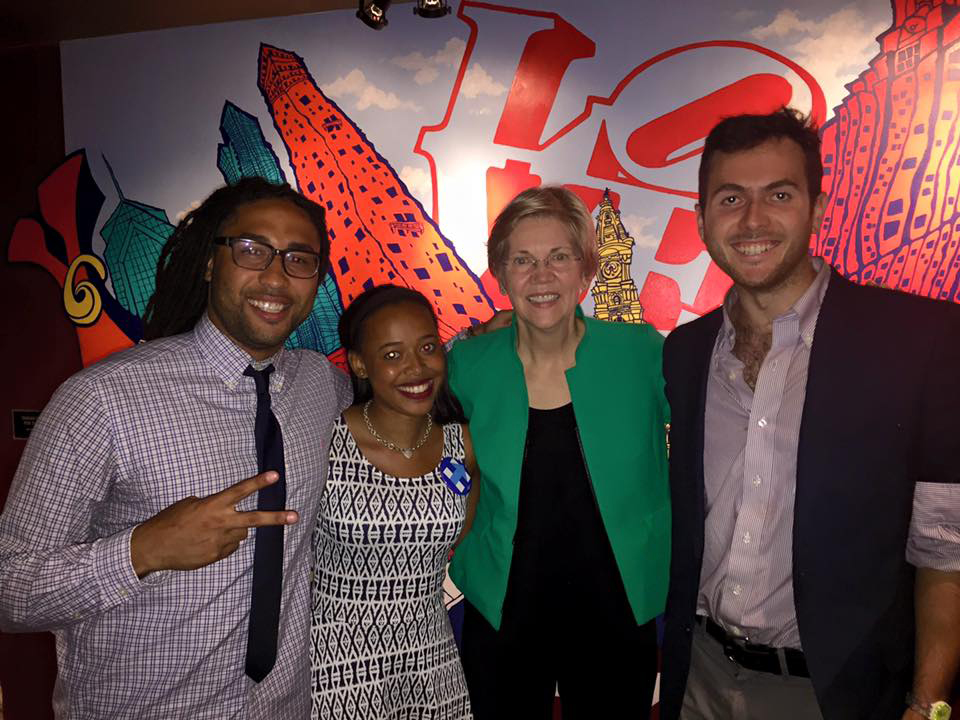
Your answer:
[310,416,472,720]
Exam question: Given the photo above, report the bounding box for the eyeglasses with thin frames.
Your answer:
[214,236,322,279]
[503,250,582,275]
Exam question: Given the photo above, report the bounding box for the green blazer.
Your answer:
[448,310,671,630]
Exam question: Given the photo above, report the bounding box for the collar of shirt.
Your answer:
[192,313,287,395]
[717,256,832,356]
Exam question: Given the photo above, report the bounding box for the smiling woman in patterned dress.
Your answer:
[310,284,477,720]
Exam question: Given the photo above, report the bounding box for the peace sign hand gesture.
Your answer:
[130,472,297,578]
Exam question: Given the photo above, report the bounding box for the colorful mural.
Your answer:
[17,1,952,371]
[9,152,138,366]
[818,0,960,300]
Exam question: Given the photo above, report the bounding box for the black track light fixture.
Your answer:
[413,0,452,18]
[357,0,391,30]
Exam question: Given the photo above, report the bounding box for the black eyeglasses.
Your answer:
[214,236,322,279]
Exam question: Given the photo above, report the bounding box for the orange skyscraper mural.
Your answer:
[258,44,494,341]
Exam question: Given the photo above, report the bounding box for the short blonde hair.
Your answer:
[487,185,599,284]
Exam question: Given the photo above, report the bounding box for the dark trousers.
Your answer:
[461,599,658,720]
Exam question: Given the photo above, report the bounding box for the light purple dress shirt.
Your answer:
[0,314,351,719]
[698,257,960,649]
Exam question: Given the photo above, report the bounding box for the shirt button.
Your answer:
[728,371,736,381]
[753,475,762,486]
[757,417,768,428]
[732,584,742,596]
[743,531,752,544]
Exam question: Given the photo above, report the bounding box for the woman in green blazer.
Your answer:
[448,186,670,719]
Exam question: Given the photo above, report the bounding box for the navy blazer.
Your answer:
[660,270,960,720]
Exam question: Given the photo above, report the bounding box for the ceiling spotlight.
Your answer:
[413,0,452,18]
[357,0,391,30]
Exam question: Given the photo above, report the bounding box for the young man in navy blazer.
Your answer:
[660,108,960,720]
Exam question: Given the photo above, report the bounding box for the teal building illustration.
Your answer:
[100,159,175,319]
[287,279,344,354]
[218,102,285,186]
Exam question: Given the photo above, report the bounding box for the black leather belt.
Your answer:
[698,616,809,678]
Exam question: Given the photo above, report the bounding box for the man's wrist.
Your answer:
[130,522,158,578]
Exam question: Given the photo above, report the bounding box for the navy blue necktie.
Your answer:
[243,364,286,682]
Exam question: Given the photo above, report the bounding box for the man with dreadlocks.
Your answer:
[0,177,352,719]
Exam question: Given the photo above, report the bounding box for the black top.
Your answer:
[502,403,633,631]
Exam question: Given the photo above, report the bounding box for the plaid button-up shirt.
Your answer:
[0,314,351,719]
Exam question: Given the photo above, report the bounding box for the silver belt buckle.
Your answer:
[722,627,750,665]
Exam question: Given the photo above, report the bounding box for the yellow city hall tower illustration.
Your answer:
[591,190,645,323]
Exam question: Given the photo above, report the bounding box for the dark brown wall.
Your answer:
[0,42,76,720]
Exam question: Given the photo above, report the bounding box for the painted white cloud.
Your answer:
[460,63,507,99]
[393,37,467,86]
[322,69,421,112]
[750,8,818,37]
[174,200,200,223]
[399,165,433,206]
[749,5,887,114]
[620,213,660,249]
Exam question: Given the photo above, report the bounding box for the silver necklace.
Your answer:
[362,399,433,459]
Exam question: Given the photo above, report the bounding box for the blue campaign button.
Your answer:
[438,457,471,496]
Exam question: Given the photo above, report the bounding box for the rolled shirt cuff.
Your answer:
[907,482,960,571]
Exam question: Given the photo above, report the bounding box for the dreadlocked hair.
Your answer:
[142,176,329,340]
